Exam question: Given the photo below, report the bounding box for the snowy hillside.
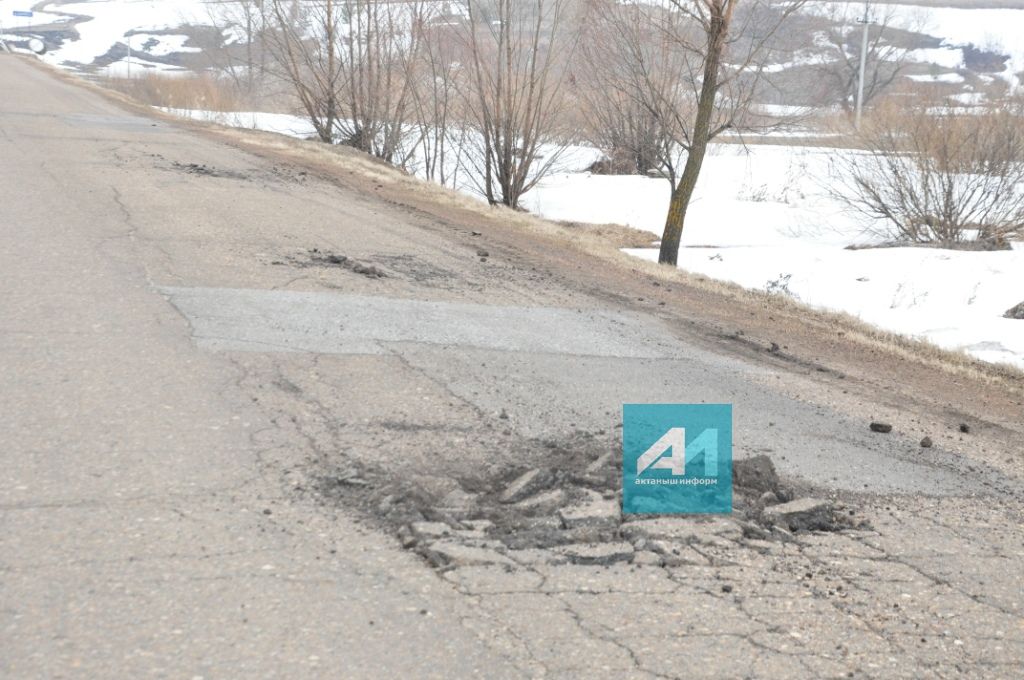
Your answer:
[4,0,1024,90]
[804,2,1024,88]
[0,0,210,74]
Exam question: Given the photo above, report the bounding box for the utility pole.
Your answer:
[855,0,871,129]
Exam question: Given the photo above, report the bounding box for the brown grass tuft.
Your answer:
[101,72,245,112]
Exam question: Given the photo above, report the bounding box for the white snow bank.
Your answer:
[132,33,200,57]
[34,0,210,67]
[907,72,965,84]
[522,144,1024,369]
[161,108,319,138]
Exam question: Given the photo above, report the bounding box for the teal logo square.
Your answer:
[623,404,733,514]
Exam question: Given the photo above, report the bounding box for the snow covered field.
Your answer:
[0,0,209,73]
[804,2,1024,86]
[4,0,1024,82]
[525,146,1024,370]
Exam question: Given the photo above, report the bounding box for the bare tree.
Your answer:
[406,7,468,186]
[340,0,423,163]
[265,0,423,164]
[577,1,692,182]
[813,3,923,116]
[830,94,1024,248]
[585,0,804,265]
[265,0,343,142]
[459,0,578,208]
[205,0,271,100]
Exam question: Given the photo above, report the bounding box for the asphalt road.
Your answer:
[2,55,1023,678]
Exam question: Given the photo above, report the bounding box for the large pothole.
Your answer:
[310,433,866,571]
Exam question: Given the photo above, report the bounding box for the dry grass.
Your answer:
[30,55,1024,394]
[101,72,245,112]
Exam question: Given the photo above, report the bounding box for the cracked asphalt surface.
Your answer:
[2,56,1023,678]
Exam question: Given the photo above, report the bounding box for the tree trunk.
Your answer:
[658,10,728,266]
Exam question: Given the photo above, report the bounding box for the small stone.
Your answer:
[734,455,779,493]
[870,422,893,433]
[454,529,489,541]
[959,423,970,434]
[772,525,793,538]
[396,525,416,548]
[410,521,452,541]
[632,551,663,566]
[762,498,835,532]
[758,491,780,506]
[476,249,489,258]
[1003,300,1024,319]
[721,584,734,593]
[920,436,933,448]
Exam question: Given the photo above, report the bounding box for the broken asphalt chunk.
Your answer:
[761,498,835,532]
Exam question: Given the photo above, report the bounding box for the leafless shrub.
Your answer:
[458,0,579,208]
[577,0,805,264]
[830,94,1024,248]
[204,0,271,102]
[265,0,422,164]
[406,7,468,186]
[576,1,690,180]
